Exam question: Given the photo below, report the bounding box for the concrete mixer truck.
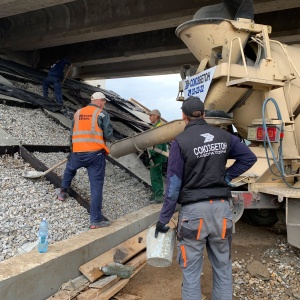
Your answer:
[110,0,300,249]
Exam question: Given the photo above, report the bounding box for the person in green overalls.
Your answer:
[147,109,167,203]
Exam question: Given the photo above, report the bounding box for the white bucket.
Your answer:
[146,225,176,267]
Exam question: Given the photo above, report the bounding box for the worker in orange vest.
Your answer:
[56,92,113,229]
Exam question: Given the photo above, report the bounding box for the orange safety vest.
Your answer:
[72,105,110,154]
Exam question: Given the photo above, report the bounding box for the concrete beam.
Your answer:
[254,0,300,14]
[0,0,76,19]
[255,7,300,44]
[0,205,162,300]
[35,4,300,79]
[71,54,198,79]
[0,0,201,52]
[38,28,186,67]
[1,0,299,52]
[275,33,300,44]
[1,1,299,79]
[37,3,300,68]
[73,49,191,67]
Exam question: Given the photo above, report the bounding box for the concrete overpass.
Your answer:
[0,0,299,79]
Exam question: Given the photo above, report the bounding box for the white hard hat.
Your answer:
[91,92,106,100]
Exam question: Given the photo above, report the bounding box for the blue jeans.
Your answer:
[43,76,62,104]
[62,151,106,224]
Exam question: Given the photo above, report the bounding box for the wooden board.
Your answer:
[93,262,146,300]
[46,275,89,300]
[114,294,142,300]
[89,275,118,290]
[62,275,89,291]
[126,251,146,269]
[93,279,130,300]
[46,290,78,300]
[48,213,178,300]
[79,230,146,282]
[77,288,104,300]
[78,252,146,300]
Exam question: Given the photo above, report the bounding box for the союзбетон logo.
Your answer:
[200,133,214,143]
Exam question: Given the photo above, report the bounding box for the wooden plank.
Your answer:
[114,294,142,300]
[79,230,146,282]
[126,251,146,270]
[46,275,89,300]
[93,262,146,300]
[62,275,89,291]
[94,279,130,300]
[46,290,78,300]
[89,275,118,290]
[77,288,102,300]
[78,252,146,300]
[48,214,178,300]
[128,98,168,124]
[77,276,127,300]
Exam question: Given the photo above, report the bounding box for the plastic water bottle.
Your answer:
[38,218,48,253]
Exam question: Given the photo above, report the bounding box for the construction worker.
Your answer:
[43,58,71,105]
[56,92,113,229]
[154,96,257,300]
[147,109,167,203]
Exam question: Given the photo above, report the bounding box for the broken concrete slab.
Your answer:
[115,153,151,186]
[0,127,19,146]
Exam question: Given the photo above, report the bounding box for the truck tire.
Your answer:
[243,209,278,226]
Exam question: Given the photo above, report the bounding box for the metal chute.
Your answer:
[109,120,185,159]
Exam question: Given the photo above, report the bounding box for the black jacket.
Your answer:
[176,118,232,204]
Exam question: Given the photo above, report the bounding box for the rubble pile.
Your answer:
[0,104,69,145]
[0,151,151,262]
[0,98,151,262]
[33,151,151,220]
[11,81,45,97]
[232,238,300,299]
[0,154,90,261]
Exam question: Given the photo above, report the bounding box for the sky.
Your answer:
[106,74,183,121]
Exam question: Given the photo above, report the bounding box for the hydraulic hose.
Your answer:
[262,97,300,189]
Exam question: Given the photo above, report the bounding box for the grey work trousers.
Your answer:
[177,200,233,300]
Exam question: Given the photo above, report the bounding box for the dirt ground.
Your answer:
[117,218,287,300]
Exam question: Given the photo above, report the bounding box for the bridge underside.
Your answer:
[0,0,299,79]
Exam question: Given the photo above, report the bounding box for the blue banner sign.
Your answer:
[182,66,216,101]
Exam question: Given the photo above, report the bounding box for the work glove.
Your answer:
[225,174,236,188]
[148,148,158,158]
[155,221,170,238]
[146,156,154,165]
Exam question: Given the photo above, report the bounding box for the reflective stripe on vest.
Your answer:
[72,106,110,154]
[152,119,163,129]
